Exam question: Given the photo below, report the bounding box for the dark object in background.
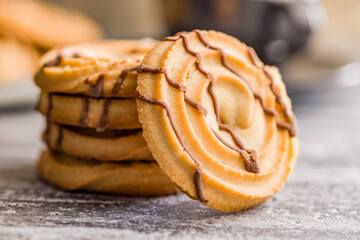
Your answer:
[165,0,322,65]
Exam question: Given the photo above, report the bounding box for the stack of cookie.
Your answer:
[34,30,298,212]
[34,40,178,196]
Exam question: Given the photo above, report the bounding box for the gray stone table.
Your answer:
[0,85,359,239]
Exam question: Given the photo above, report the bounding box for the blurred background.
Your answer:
[0,0,360,108]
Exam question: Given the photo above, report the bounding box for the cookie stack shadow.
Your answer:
[34,40,179,196]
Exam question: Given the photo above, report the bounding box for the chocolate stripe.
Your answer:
[85,63,116,98]
[138,66,187,91]
[210,128,260,173]
[90,72,106,98]
[249,47,297,136]
[98,98,111,130]
[43,53,81,68]
[138,65,206,114]
[184,95,208,115]
[43,55,62,67]
[253,92,279,116]
[112,65,139,95]
[137,90,207,202]
[78,96,89,126]
[46,93,53,119]
[55,126,63,152]
[63,125,142,139]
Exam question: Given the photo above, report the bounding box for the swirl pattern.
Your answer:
[137,30,298,211]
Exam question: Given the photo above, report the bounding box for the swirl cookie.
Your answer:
[0,0,103,49]
[35,39,157,98]
[37,91,140,130]
[137,30,298,212]
[44,122,154,161]
[38,151,178,196]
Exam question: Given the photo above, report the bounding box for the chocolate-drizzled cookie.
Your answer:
[136,30,298,212]
[35,39,157,98]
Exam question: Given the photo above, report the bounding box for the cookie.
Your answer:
[35,40,157,98]
[137,30,298,212]
[44,122,154,161]
[38,150,178,196]
[0,37,38,83]
[40,39,157,63]
[0,0,103,49]
[37,91,140,129]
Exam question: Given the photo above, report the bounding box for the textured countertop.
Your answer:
[0,86,359,239]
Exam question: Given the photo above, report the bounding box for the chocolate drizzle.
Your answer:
[85,73,106,98]
[71,52,82,58]
[55,126,63,152]
[137,91,207,202]
[44,55,143,134]
[64,125,142,139]
[98,98,111,130]
[43,52,83,68]
[85,64,116,98]
[138,66,187,91]
[43,55,62,67]
[82,63,136,130]
[248,47,297,136]
[137,66,207,115]
[112,66,139,95]
[46,93,53,119]
[78,96,89,126]
[210,128,259,173]
[82,63,142,128]
[45,124,63,152]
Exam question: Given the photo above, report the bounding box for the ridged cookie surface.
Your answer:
[137,30,298,212]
